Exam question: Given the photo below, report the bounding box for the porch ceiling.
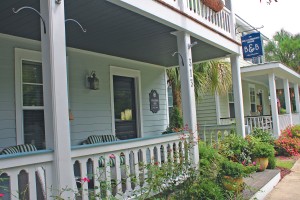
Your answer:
[0,0,230,67]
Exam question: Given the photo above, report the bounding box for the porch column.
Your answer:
[175,31,199,166]
[40,0,74,196]
[294,83,300,113]
[269,73,280,137]
[230,55,245,137]
[283,79,293,125]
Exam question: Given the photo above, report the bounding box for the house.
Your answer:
[0,0,245,199]
[197,16,300,139]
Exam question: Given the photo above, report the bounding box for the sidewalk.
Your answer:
[264,158,300,200]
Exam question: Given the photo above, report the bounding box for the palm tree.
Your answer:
[167,59,232,128]
[264,29,300,72]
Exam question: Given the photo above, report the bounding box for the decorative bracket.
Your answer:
[12,6,46,34]
[65,19,87,33]
[236,25,264,35]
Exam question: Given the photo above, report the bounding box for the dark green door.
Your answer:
[113,76,138,140]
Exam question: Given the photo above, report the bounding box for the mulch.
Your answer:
[276,166,291,179]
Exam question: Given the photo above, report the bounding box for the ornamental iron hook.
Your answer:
[65,19,87,33]
[172,52,184,66]
[236,25,264,35]
[12,6,46,34]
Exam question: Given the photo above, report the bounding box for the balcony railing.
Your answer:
[279,114,292,131]
[160,0,232,36]
[0,134,191,199]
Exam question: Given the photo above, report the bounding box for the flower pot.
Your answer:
[223,176,244,192]
[201,0,224,12]
[254,157,269,172]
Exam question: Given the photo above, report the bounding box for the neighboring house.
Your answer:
[0,0,245,199]
[197,16,300,139]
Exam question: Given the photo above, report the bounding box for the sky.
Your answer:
[232,0,300,39]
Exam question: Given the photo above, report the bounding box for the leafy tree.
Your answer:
[167,60,232,126]
[264,29,300,72]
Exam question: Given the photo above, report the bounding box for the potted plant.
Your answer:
[251,141,275,171]
[220,160,256,192]
[201,0,224,12]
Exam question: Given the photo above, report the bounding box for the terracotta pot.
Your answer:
[201,0,224,12]
[254,157,269,172]
[223,176,244,192]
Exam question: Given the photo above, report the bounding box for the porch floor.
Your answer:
[243,169,280,200]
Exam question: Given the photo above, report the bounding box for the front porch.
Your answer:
[0,0,243,199]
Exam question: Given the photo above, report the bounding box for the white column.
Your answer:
[283,79,292,125]
[269,73,280,137]
[294,83,300,113]
[40,0,75,197]
[229,0,237,39]
[230,55,245,137]
[175,31,199,166]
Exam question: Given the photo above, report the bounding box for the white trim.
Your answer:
[242,77,269,88]
[164,69,170,126]
[215,92,221,125]
[110,66,144,138]
[15,48,42,145]
[248,83,256,112]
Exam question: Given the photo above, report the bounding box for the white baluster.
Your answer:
[45,165,53,199]
[157,146,162,167]
[142,148,148,188]
[80,159,89,200]
[104,155,112,197]
[124,151,132,197]
[92,157,101,200]
[133,150,140,191]
[115,153,123,198]
[6,172,18,200]
[28,168,37,200]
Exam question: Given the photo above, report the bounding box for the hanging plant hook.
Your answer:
[65,19,87,33]
[12,6,46,34]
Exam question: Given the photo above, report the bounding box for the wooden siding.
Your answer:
[196,94,217,126]
[0,34,168,148]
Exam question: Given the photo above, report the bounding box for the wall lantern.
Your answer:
[87,71,99,90]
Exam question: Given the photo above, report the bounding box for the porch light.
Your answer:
[87,71,99,90]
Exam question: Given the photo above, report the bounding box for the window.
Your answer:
[249,86,256,112]
[228,89,235,118]
[15,49,45,149]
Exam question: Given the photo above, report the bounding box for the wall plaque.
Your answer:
[149,90,159,113]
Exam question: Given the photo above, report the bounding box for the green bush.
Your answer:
[251,128,275,145]
[220,159,256,178]
[267,154,276,169]
[169,106,183,129]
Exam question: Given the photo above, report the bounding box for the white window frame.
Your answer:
[15,48,43,145]
[249,84,256,112]
[110,66,143,138]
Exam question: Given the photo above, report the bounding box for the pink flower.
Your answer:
[184,124,189,131]
[0,193,5,197]
[81,177,90,183]
[253,161,256,165]
[242,160,246,165]
[179,134,185,141]
[109,154,115,159]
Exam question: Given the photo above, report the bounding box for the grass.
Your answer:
[276,157,297,170]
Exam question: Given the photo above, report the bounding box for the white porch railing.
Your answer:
[160,0,232,37]
[292,113,300,126]
[279,114,292,131]
[71,133,188,199]
[245,116,273,132]
[0,150,53,200]
[0,134,191,199]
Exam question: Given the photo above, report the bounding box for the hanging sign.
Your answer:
[149,90,160,113]
[241,32,263,59]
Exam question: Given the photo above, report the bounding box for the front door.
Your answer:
[113,75,138,140]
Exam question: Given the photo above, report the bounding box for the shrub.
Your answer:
[220,159,256,179]
[252,142,275,158]
[274,136,300,156]
[169,106,183,129]
[250,128,275,145]
[218,133,250,163]
[267,154,276,169]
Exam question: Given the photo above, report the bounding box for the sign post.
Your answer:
[241,32,263,59]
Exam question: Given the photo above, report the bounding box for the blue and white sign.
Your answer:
[241,32,263,59]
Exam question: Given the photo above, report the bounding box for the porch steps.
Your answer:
[243,169,281,200]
